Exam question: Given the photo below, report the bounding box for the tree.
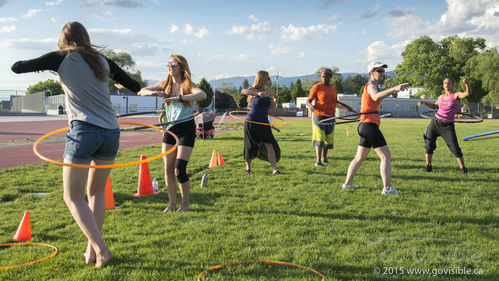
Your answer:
[395,35,487,99]
[26,79,63,96]
[464,47,499,103]
[197,78,214,108]
[343,74,368,95]
[242,79,250,89]
[102,50,146,93]
[218,82,237,95]
[291,79,306,102]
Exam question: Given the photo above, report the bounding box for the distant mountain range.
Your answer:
[207,71,395,89]
[146,71,395,89]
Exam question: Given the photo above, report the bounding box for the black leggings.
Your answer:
[424,118,463,158]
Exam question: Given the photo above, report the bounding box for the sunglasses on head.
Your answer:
[375,68,385,73]
[167,60,179,67]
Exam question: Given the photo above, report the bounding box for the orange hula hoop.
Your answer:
[33,121,179,169]
[0,242,59,270]
[229,110,287,126]
[197,260,325,280]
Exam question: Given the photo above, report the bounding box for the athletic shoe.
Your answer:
[245,169,251,174]
[342,183,359,189]
[461,167,468,173]
[314,162,323,167]
[381,186,401,195]
[322,159,329,163]
[273,170,282,175]
[424,165,432,172]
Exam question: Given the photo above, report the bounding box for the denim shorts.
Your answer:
[64,120,120,164]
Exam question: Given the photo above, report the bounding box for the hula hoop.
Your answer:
[116,110,162,118]
[463,129,499,141]
[229,110,286,126]
[33,122,179,169]
[197,260,325,280]
[318,111,380,125]
[121,112,200,131]
[0,242,58,270]
[420,111,483,123]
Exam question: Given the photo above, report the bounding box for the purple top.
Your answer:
[435,93,458,122]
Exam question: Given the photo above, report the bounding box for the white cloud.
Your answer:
[21,9,42,19]
[169,24,178,34]
[268,44,292,55]
[0,37,58,50]
[46,0,63,6]
[362,4,380,18]
[298,51,305,58]
[0,17,16,23]
[85,0,143,8]
[50,17,57,23]
[248,14,258,22]
[0,25,15,33]
[0,0,7,8]
[280,24,337,41]
[88,28,171,56]
[228,21,273,40]
[384,0,499,46]
[197,53,255,63]
[365,40,409,68]
[194,26,209,38]
[181,24,210,38]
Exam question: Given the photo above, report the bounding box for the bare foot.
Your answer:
[95,251,114,268]
[162,205,176,213]
[83,244,96,264]
[176,207,190,212]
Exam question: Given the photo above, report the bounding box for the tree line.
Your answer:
[25,35,498,107]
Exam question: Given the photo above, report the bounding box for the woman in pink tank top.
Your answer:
[418,77,471,173]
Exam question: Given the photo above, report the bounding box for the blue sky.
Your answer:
[0,0,497,90]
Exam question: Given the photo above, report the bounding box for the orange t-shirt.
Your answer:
[308,82,337,117]
[360,81,381,126]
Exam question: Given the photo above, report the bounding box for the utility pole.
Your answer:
[275,71,279,97]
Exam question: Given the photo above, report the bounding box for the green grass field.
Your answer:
[1,119,498,280]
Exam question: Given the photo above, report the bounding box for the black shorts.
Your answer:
[163,119,196,147]
[358,122,387,148]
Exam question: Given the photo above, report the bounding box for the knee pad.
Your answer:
[175,159,189,183]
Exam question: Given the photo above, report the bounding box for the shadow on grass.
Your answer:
[236,208,498,227]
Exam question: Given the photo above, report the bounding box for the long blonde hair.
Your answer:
[58,21,107,80]
[160,54,193,107]
[247,70,270,105]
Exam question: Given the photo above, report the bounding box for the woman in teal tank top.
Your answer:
[139,54,207,212]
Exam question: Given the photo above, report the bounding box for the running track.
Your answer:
[0,115,308,170]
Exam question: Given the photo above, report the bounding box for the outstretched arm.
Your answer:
[418,99,439,110]
[367,83,410,102]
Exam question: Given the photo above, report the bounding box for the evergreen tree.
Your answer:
[197,78,214,108]
[291,79,306,102]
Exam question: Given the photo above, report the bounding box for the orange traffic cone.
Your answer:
[346,127,351,136]
[105,176,115,210]
[209,150,218,168]
[218,152,225,165]
[132,155,156,197]
[13,211,31,242]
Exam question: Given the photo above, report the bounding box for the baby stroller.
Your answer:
[195,110,216,139]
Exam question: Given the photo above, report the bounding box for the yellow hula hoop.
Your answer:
[33,121,179,169]
[229,110,287,126]
[0,242,59,270]
[197,260,325,280]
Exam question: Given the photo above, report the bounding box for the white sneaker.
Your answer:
[342,183,359,189]
[381,186,401,195]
